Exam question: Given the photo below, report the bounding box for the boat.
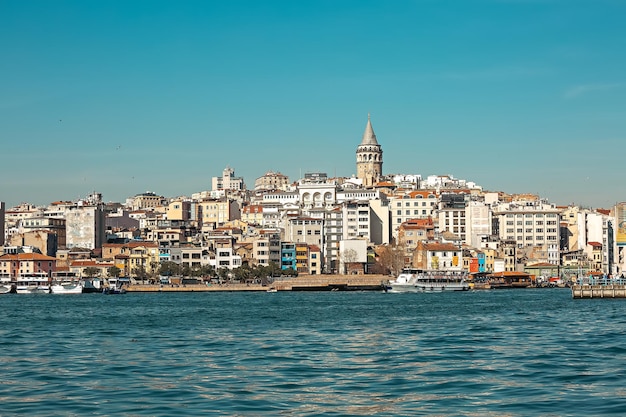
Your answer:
[102,277,126,294]
[81,277,104,293]
[266,287,278,293]
[15,273,50,294]
[50,272,84,294]
[103,287,126,295]
[51,281,84,294]
[0,275,14,294]
[386,268,469,293]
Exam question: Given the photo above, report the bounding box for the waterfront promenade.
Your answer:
[124,274,388,292]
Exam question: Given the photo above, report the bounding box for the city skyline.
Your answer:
[2,1,625,209]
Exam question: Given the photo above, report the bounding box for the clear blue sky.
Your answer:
[1,0,624,209]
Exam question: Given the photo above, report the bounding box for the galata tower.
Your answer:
[356,114,383,187]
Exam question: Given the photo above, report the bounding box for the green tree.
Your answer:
[84,266,100,278]
[159,261,181,277]
[133,264,148,283]
[108,266,121,278]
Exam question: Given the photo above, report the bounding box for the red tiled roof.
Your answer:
[0,253,57,261]
[423,243,460,251]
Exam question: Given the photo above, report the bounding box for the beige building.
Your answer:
[166,200,192,221]
[413,242,464,271]
[196,199,240,230]
[389,191,438,238]
[254,171,290,191]
[101,242,159,277]
[126,192,165,211]
[241,205,264,225]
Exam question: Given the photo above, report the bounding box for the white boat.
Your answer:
[16,273,50,294]
[0,275,13,294]
[51,281,84,294]
[386,269,469,293]
[50,272,83,294]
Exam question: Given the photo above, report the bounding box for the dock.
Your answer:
[124,274,388,293]
[571,284,626,299]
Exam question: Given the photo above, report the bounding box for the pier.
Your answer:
[571,284,626,299]
[124,274,388,293]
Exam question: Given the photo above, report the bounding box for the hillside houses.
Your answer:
[2,116,625,280]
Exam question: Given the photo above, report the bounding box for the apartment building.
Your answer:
[437,193,469,244]
[196,199,240,230]
[252,230,281,267]
[389,191,438,238]
[492,200,560,264]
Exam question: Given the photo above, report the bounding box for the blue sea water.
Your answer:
[1,289,626,416]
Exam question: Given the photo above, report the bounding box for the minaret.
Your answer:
[356,114,383,187]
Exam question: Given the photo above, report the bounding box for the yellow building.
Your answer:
[101,242,159,277]
[196,199,240,229]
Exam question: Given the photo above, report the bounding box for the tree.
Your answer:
[132,264,148,283]
[84,266,101,278]
[341,248,358,274]
[282,267,298,277]
[267,262,281,278]
[375,242,406,277]
[159,261,181,278]
[108,266,121,278]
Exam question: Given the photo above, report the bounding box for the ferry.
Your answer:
[16,272,50,294]
[386,268,469,293]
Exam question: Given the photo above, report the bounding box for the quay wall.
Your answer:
[571,285,626,299]
[125,274,389,293]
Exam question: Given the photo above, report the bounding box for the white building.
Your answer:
[492,200,560,264]
[212,166,245,191]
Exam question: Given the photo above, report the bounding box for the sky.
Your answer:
[1,0,625,209]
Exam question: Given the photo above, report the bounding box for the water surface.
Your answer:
[1,289,625,416]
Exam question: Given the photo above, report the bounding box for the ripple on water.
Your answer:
[1,290,626,415]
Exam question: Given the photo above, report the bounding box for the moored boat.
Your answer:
[50,281,84,294]
[16,273,50,294]
[386,268,469,293]
[0,275,14,294]
[50,271,84,294]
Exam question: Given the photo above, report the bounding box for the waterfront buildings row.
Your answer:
[2,116,625,281]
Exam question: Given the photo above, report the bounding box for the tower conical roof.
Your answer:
[360,114,379,146]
